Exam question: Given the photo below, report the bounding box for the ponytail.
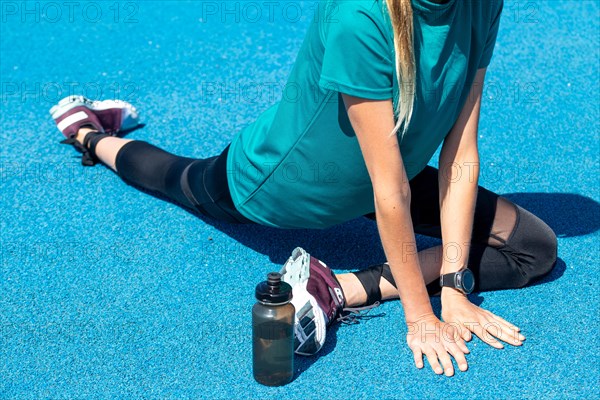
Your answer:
[386,0,416,139]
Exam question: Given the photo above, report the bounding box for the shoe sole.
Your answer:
[280,248,327,356]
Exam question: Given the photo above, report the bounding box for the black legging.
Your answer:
[114,140,557,292]
[115,141,252,224]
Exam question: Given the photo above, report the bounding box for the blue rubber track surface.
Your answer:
[1,1,599,398]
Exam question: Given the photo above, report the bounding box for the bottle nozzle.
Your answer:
[267,272,282,286]
[255,272,292,303]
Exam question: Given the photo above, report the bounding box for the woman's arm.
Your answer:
[439,67,526,348]
[438,68,486,275]
[342,94,468,376]
[342,95,431,320]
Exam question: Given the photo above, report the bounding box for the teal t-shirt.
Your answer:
[226,0,504,229]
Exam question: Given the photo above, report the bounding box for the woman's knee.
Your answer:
[508,204,558,285]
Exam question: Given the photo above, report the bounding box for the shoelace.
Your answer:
[60,137,96,166]
[60,130,109,166]
[336,302,385,325]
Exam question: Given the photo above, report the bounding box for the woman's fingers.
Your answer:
[486,312,526,343]
[424,349,444,375]
[470,321,504,349]
[444,326,468,372]
[485,310,520,332]
[450,309,525,349]
[407,318,473,376]
[445,341,468,372]
[483,319,524,346]
[442,300,527,352]
[436,347,455,377]
[455,331,470,354]
[461,327,472,342]
[446,325,470,355]
[411,346,424,369]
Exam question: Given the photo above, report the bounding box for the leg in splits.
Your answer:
[70,127,252,224]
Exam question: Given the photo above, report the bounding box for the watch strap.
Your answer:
[440,267,469,289]
[439,272,454,288]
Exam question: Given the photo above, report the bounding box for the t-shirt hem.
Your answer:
[225,137,262,225]
[318,76,393,100]
[477,57,492,69]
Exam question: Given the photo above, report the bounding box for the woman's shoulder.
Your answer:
[319,0,391,37]
[320,0,388,24]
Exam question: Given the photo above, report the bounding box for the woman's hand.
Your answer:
[441,288,526,349]
[406,313,470,376]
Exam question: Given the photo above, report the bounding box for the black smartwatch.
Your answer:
[439,267,475,294]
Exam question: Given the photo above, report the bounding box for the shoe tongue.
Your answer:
[94,109,120,133]
[306,272,346,323]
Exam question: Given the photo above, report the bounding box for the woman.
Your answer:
[50,0,557,376]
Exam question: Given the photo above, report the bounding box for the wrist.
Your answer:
[439,265,475,295]
[404,306,436,324]
[441,262,467,275]
[441,286,467,301]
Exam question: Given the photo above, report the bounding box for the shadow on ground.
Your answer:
[115,170,599,270]
[190,192,599,270]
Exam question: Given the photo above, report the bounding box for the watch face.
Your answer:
[462,269,475,294]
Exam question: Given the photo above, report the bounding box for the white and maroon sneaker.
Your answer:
[49,95,140,138]
[280,247,381,356]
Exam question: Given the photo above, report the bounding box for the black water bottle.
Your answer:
[252,272,295,386]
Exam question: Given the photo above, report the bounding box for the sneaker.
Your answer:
[49,95,140,138]
[280,247,380,356]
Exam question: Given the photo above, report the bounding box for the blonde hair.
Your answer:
[386,0,416,139]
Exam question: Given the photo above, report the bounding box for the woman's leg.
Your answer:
[76,127,132,171]
[74,127,252,224]
[337,166,558,307]
[337,247,445,306]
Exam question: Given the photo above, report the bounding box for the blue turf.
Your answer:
[1,1,599,398]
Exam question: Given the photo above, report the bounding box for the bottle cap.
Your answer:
[255,272,293,304]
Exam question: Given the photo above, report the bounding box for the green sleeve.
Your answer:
[319,2,394,100]
[479,0,504,69]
